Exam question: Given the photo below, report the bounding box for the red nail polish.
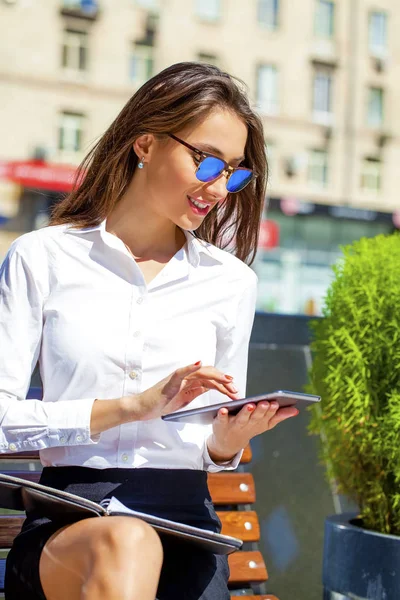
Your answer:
[247,404,255,411]
[194,361,201,366]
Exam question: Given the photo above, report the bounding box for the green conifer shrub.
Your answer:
[308,233,400,535]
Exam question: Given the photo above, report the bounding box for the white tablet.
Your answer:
[161,390,321,425]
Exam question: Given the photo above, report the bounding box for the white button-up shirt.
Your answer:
[0,221,257,472]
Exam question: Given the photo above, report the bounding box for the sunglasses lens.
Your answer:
[226,169,253,193]
[196,157,225,182]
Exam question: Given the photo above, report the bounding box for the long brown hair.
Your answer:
[51,62,268,264]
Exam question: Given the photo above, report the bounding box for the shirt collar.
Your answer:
[182,230,222,267]
[66,220,223,267]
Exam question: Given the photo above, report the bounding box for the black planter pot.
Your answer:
[323,513,400,600]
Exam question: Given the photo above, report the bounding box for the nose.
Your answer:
[204,172,228,200]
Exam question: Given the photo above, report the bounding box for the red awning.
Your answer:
[0,159,78,192]
[259,220,280,249]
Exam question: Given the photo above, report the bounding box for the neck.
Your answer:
[106,179,185,260]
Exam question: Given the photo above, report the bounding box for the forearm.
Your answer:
[90,396,136,437]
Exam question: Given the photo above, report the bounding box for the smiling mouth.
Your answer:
[187,196,212,216]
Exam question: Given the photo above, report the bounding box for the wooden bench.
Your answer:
[0,447,278,599]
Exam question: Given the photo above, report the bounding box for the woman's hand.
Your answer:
[121,361,239,422]
[207,401,299,463]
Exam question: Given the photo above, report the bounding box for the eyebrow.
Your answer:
[194,142,245,163]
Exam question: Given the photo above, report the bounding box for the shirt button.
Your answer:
[137,297,144,304]
[60,436,66,443]
[129,370,138,380]
[76,435,83,442]
[121,454,129,462]
[9,443,17,451]
[133,330,140,337]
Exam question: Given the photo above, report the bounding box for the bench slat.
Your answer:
[0,451,40,461]
[218,510,260,542]
[241,445,252,463]
[208,473,255,505]
[228,550,268,585]
[0,515,23,547]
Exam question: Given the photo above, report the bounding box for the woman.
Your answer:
[0,62,298,600]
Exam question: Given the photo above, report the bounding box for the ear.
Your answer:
[133,134,156,163]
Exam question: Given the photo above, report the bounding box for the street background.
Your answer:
[0,1,398,598]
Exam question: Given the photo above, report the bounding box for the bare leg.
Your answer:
[39,516,163,600]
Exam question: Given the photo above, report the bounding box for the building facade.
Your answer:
[0,0,399,313]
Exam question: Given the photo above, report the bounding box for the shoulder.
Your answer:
[3,226,69,274]
[7,225,68,256]
[201,241,258,287]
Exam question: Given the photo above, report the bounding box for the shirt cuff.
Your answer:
[202,437,244,472]
[46,398,101,447]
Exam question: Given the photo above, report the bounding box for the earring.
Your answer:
[138,157,145,169]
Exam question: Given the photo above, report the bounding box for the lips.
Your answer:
[187,195,212,216]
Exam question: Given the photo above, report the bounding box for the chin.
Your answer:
[176,215,203,231]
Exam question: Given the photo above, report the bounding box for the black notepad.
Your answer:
[0,473,242,555]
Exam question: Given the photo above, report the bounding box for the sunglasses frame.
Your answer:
[168,133,256,192]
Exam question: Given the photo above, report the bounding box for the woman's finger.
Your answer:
[183,375,238,398]
[174,361,203,380]
[196,380,239,399]
[164,384,209,413]
[162,362,203,397]
[225,382,239,395]
[234,403,257,426]
[216,407,229,424]
[268,406,299,428]
[247,401,271,422]
[184,368,234,385]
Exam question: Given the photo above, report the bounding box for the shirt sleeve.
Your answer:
[202,269,258,472]
[0,235,99,453]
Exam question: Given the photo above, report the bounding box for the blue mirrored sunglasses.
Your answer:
[168,134,255,193]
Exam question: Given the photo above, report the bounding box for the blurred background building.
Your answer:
[0,0,399,314]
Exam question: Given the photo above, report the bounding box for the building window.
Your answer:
[62,0,97,8]
[367,87,384,128]
[58,112,85,153]
[130,43,154,84]
[312,68,333,123]
[257,65,278,114]
[62,29,88,72]
[135,0,159,8]
[361,157,381,192]
[258,0,279,30]
[314,0,335,38]
[195,0,221,21]
[308,149,328,187]
[369,11,387,57]
[197,52,218,66]
[62,0,86,7]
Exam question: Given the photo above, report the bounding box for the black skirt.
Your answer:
[5,467,230,600]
